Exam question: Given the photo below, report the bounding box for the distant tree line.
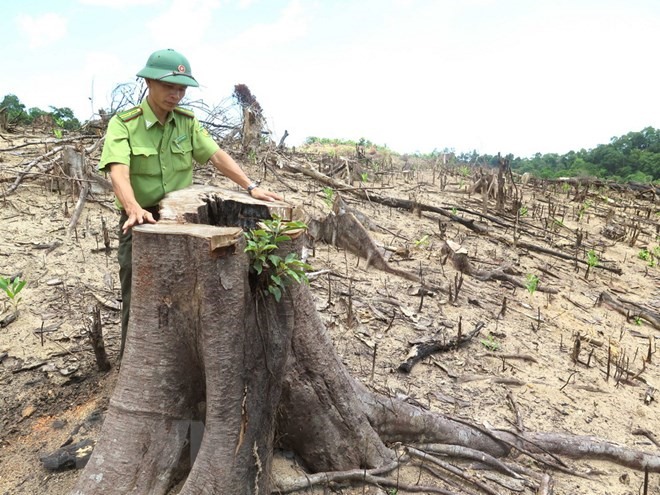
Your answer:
[3,91,659,183]
[304,136,387,150]
[454,127,660,183]
[0,94,81,131]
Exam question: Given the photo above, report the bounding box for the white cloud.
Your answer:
[147,0,222,47]
[79,0,160,6]
[80,52,127,114]
[16,13,68,49]
[243,0,308,44]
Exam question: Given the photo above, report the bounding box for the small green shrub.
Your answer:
[244,215,311,302]
[414,235,430,247]
[586,250,599,268]
[0,276,27,313]
[322,186,334,208]
[577,200,591,221]
[638,248,658,267]
[525,273,539,298]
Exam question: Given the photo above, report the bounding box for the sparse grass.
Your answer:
[480,334,500,351]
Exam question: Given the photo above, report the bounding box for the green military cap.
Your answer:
[136,49,199,87]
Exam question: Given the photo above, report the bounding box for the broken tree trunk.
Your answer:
[497,153,507,212]
[307,205,424,285]
[73,185,660,495]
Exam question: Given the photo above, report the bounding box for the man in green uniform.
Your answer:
[99,48,282,359]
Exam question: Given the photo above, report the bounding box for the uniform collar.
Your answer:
[141,99,175,129]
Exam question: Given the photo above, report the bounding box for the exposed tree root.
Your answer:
[273,457,455,494]
[357,380,660,471]
[414,443,524,480]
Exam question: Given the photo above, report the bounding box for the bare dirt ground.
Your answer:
[1,132,659,495]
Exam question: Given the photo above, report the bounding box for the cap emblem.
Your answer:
[177,64,186,73]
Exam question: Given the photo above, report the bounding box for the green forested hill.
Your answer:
[462,127,660,183]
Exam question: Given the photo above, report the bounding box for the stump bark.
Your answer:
[72,187,295,494]
[73,185,660,495]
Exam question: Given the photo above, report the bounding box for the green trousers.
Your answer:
[117,208,159,359]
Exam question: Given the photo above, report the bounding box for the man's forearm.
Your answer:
[108,164,141,213]
[209,149,253,190]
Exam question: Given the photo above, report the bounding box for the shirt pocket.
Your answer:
[130,146,160,176]
[170,139,193,172]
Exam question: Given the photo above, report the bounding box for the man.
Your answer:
[99,48,282,359]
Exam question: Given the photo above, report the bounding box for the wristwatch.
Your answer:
[246,182,259,196]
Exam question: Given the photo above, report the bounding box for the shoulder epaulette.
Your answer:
[173,107,195,118]
[117,107,143,122]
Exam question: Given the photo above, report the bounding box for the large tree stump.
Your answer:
[73,185,660,494]
[73,186,295,494]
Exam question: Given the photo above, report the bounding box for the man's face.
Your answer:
[146,79,187,112]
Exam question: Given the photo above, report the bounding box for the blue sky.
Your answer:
[3,0,660,157]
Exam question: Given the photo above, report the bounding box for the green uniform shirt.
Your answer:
[99,99,219,208]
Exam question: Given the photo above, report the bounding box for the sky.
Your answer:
[3,0,660,158]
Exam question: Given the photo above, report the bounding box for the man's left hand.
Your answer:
[250,187,283,202]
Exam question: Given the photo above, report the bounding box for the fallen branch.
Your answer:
[0,134,95,152]
[597,291,660,330]
[4,146,64,195]
[398,321,484,372]
[479,352,538,363]
[513,239,623,275]
[0,311,18,328]
[284,161,489,234]
[473,268,559,294]
[632,429,660,449]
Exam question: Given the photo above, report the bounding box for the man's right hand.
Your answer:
[107,164,158,234]
[122,207,157,234]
